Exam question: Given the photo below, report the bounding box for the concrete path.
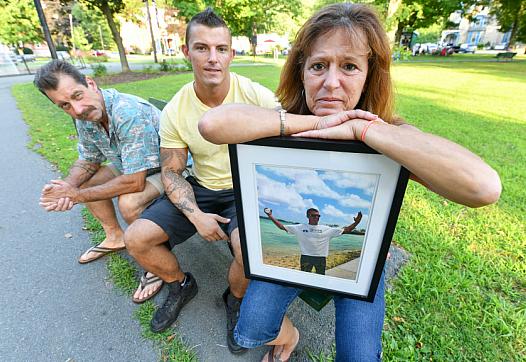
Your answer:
[0,72,409,362]
[326,258,359,279]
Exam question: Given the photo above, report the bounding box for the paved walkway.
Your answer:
[0,72,409,362]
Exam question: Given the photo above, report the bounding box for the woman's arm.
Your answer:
[198,104,377,144]
[296,121,501,208]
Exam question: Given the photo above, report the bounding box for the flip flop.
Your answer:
[132,272,164,304]
[78,244,126,264]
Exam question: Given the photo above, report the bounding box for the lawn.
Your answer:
[11,60,525,361]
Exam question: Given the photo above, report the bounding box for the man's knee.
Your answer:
[124,219,158,256]
[118,195,142,224]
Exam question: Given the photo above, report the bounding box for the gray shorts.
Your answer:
[107,164,164,195]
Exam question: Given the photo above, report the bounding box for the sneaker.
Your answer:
[222,288,247,354]
[150,272,198,333]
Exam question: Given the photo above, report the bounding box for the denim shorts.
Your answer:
[140,176,238,249]
[234,273,385,361]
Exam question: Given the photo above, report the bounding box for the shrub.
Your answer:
[85,55,109,63]
[56,44,69,52]
[391,45,412,61]
[183,58,192,71]
[159,59,172,72]
[22,47,34,54]
[142,65,155,73]
[91,63,107,77]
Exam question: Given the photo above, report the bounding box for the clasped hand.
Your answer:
[39,179,78,212]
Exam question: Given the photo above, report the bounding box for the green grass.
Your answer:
[11,59,525,361]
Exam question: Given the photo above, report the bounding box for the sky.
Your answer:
[255,164,378,229]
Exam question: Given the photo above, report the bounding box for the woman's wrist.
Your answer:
[284,114,318,135]
[359,119,386,143]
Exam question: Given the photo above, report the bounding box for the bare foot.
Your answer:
[132,272,164,303]
[262,328,299,362]
[78,236,125,263]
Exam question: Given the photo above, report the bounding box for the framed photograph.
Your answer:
[229,137,409,302]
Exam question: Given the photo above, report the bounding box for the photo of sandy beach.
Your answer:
[255,164,378,281]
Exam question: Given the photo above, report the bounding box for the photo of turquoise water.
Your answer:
[260,217,364,257]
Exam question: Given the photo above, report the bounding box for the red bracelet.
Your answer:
[360,121,376,142]
[360,120,384,142]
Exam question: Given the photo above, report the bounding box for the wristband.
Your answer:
[360,120,383,142]
[279,109,287,136]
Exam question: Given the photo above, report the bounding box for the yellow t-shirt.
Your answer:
[160,72,278,190]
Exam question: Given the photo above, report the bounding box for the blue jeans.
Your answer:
[234,274,385,361]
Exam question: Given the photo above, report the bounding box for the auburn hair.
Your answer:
[276,3,395,123]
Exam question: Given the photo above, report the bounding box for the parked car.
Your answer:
[91,50,106,56]
[494,43,507,50]
[458,43,476,54]
[419,43,439,55]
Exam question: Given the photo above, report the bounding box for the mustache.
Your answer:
[78,107,96,119]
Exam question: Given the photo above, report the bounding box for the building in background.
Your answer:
[441,7,512,49]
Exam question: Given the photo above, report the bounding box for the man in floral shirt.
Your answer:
[35,60,164,303]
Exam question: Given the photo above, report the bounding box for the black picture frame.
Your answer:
[229,137,409,302]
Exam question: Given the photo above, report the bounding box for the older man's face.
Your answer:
[45,74,105,122]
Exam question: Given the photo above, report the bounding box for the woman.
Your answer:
[199,3,501,361]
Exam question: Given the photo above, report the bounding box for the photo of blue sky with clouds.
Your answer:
[256,164,378,228]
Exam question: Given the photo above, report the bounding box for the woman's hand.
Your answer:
[314,109,378,131]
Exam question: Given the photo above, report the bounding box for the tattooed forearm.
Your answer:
[160,148,187,171]
[163,167,196,214]
[64,160,100,187]
[71,160,98,176]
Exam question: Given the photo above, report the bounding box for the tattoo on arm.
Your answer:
[163,167,196,213]
[71,160,98,176]
[161,148,195,214]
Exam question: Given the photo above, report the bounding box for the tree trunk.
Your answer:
[394,22,405,45]
[507,14,519,50]
[100,2,130,72]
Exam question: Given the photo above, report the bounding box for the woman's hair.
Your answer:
[276,3,395,122]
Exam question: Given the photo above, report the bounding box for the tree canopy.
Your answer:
[0,0,43,46]
[80,0,131,71]
[387,0,472,43]
[168,0,302,39]
[489,0,525,48]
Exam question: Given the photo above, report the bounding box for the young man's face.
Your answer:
[183,24,234,89]
[307,211,321,225]
[44,74,105,122]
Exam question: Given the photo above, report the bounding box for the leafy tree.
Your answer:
[169,0,302,47]
[80,0,131,72]
[43,0,74,47]
[489,0,525,48]
[386,0,474,44]
[71,2,113,51]
[72,26,92,52]
[0,0,43,46]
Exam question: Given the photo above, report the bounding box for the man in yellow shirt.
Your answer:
[124,8,278,353]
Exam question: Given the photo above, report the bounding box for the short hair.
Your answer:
[34,60,87,95]
[306,208,319,217]
[185,7,230,45]
[276,3,395,123]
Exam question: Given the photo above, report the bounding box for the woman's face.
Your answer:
[303,28,369,116]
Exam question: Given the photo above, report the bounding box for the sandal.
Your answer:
[78,244,126,264]
[132,272,164,304]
